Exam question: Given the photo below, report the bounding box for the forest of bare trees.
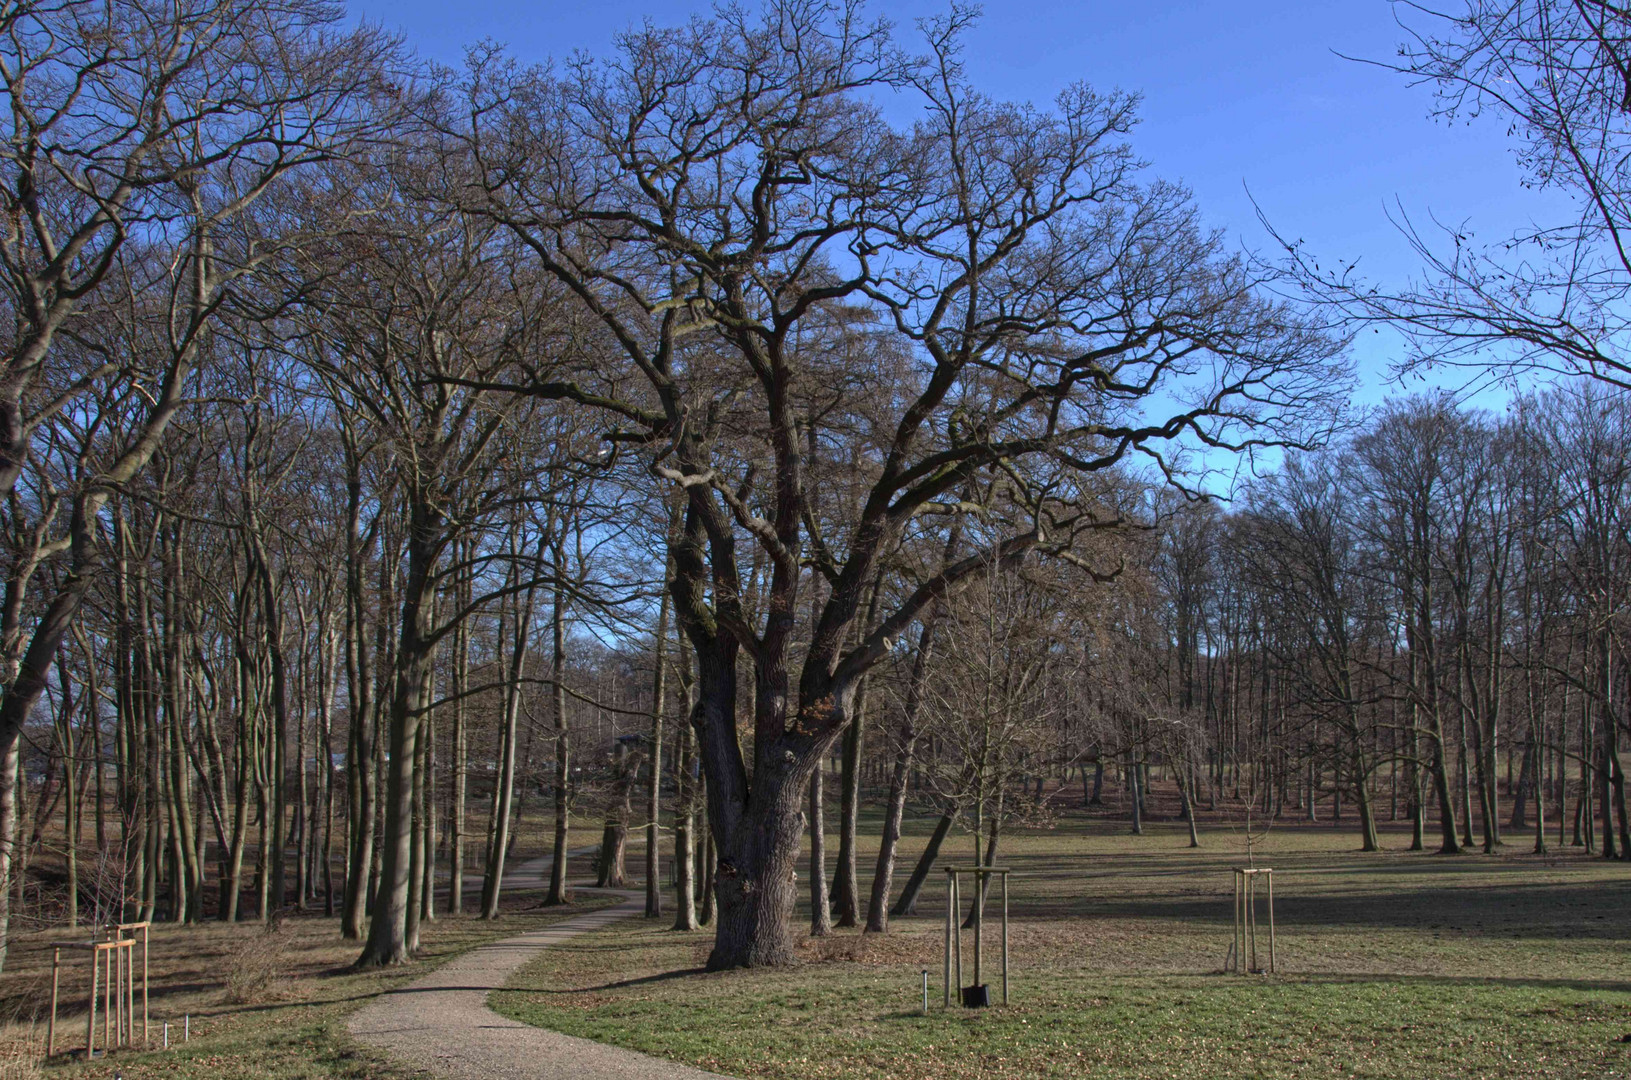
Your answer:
[4,0,1631,981]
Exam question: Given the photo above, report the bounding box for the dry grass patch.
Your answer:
[0,883,619,1080]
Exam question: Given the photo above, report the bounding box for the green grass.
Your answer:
[494,812,1631,1080]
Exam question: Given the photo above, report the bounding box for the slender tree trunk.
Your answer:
[831,683,864,928]
[866,608,941,933]
[1129,756,1144,835]
[1174,756,1201,848]
[1350,749,1380,853]
[963,817,1001,928]
[545,571,573,907]
[405,683,427,953]
[830,580,880,930]
[671,632,698,931]
[1511,741,1534,830]
[340,444,375,939]
[891,811,954,918]
[449,544,470,916]
[597,739,631,889]
[699,824,715,927]
[0,738,17,974]
[808,755,831,936]
[481,629,517,916]
[645,551,672,917]
[483,533,542,917]
[54,654,80,927]
[357,516,438,968]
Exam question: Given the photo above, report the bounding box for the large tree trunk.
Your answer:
[357,523,437,968]
[710,760,807,969]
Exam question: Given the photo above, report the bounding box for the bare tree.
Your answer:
[0,0,392,970]
[1281,2,1631,388]
[449,2,1343,969]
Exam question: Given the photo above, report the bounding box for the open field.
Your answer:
[6,795,1628,1080]
[494,807,1631,1080]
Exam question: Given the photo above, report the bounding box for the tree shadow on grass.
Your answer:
[510,967,713,996]
[1005,875,1631,941]
[1267,971,1631,995]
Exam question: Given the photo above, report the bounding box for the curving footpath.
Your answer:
[349,868,735,1080]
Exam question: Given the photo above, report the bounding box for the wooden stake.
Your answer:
[1259,874,1272,978]
[116,942,125,1046]
[1000,872,1009,1005]
[972,869,983,991]
[142,924,149,1044]
[87,945,98,1059]
[48,948,59,1057]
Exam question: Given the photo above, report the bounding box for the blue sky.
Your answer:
[355,1,1566,407]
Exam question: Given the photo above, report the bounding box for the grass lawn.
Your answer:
[494,810,1631,1080]
[1,829,617,1079]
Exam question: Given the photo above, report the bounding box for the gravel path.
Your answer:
[350,858,735,1080]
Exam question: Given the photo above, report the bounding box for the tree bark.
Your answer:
[597,740,631,888]
[357,515,437,968]
[807,755,831,937]
[671,635,699,931]
[483,535,541,918]
[831,690,863,928]
[646,548,672,917]
[340,441,376,939]
[0,737,17,974]
[545,570,573,907]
